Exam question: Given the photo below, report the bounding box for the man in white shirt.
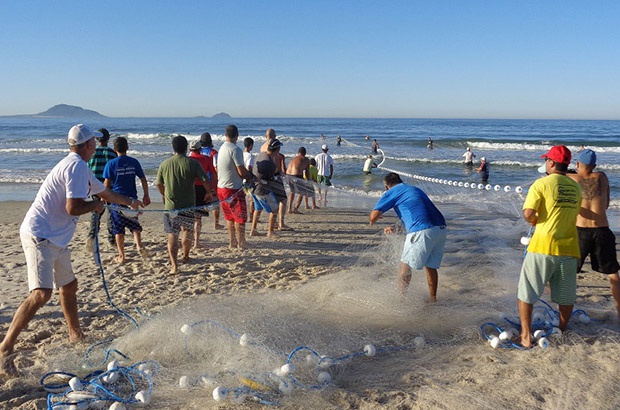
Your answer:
[0,124,142,374]
[314,144,334,207]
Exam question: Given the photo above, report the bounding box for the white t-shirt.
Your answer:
[463,151,475,162]
[216,141,245,189]
[314,152,334,177]
[20,152,105,248]
[363,158,375,173]
[243,151,255,171]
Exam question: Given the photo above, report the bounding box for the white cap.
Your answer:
[321,144,328,150]
[480,157,486,161]
[67,124,101,146]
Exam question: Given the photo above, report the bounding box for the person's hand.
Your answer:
[93,198,105,214]
[384,226,395,235]
[203,191,213,202]
[129,198,143,210]
[142,193,151,207]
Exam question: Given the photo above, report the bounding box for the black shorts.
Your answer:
[577,227,620,274]
[194,186,210,216]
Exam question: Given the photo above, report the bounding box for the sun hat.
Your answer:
[576,149,596,166]
[541,145,571,164]
[67,124,101,146]
[190,139,202,151]
[321,144,328,150]
[268,139,283,151]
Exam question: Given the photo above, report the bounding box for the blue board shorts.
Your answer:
[252,192,279,213]
[401,225,446,270]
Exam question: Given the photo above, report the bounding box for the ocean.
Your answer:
[1,117,619,208]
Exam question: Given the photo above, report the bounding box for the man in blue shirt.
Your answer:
[370,172,447,301]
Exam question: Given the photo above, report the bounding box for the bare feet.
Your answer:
[69,329,86,343]
[138,248,150,258]
[0,347,17,376]
[267,231,278,238]
[181,255,191,263]
[249,230,264,237]
[114,255,126,264]
[169,268,179,276]
[278,225,294,231]
[214,224,225,230]
[289,209,302,214]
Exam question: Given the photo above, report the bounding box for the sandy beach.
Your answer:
[1,199,619,409]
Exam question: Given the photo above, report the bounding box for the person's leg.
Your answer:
[236,222,246,250]
[180,227,191,262]
[133,230,145,255]
[608,273,620,319]
[167,232,179,274]
[557,304,574,331]
[268,212,277,237]
[518,299,533,348]
[0,288,53,361]
[214,208,224,230]
[287,192,295,214]
[250,210,262,236]
[294,195,304,212]
[278,201,291,229]
[115,233,126,263]
[398,262,412,295]
[227,220,237,249]
[105,208,115,245]
[424,267,438,302]
[193,215,202,249]
[59,279,84,342]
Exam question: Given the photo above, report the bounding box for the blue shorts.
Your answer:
[252,192,279,213]
[110,208,142,235]
[401,225,446,270]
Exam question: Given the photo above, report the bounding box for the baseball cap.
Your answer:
[321,144,328,150]
[190,139,202,151]
[540,145,571,164]
[67,124,101,146]
[268,138,283,151]
[97,128,110,141]
[576,149,596,166]
[480,157,486,162]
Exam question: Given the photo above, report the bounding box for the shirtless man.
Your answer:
[286,147,311,214]
[568,149,620,319]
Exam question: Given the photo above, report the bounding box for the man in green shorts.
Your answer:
[517,145,582,348]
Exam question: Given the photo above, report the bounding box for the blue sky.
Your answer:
[1,1,619,119]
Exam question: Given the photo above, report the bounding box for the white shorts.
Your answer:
[21,233,75,291]
[401,225,447,270]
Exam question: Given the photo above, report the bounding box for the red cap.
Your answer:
[541,145,571,164]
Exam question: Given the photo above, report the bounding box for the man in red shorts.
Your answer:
[216,125,253,250]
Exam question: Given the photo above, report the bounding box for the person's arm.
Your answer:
[103,178,112,189]
[157,182,166,205]
[98,189,143,210]
[329,164,334,178]
[139,177,151,206]
[236,165,253,181]
[523,208,538,226]
[369,209,382,225]
[66,197,104,216]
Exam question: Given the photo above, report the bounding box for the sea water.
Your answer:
[1,117,619,205]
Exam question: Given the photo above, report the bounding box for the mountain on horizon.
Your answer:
[35,104,107,118]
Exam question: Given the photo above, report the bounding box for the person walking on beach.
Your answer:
[286,147,311,214]
[462,147,476,167]
[476,157,489,184]
[86,128,117,248]
[243,137,255,216]
[189,139,217,250]
[517,145,582,348]
[0,124,143,374]
[306,158,320,209]
[250,141,282,237]
[261,129,291,230]
[157,135,213,274]
[217,125,253,250]
[315,144,334,207]
[567,149,620,319]
[103,136,151,263]
[200,132,223,231]
[369,172,446,300]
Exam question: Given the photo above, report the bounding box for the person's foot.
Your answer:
[290,209,303,214]
[69,329,86,343]
[169,268,179,276]
[0,347,17,376]
[267,231,278,238]
[249,230,264,237]
[214,224,225,230]
[114,255,126,264]
[278,225,294,231]
[229,240,238,250]
[181,255,191,263]
[312,205,320,209]
[138,248,150,258]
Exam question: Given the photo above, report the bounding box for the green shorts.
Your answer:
[317,175,332,186]
[517,252,578,305]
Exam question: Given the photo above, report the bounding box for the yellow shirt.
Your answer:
[523,174,582,257]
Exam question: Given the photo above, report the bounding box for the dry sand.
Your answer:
[0,200,619,409]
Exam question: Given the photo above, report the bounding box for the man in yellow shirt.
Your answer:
[517,145,582,348]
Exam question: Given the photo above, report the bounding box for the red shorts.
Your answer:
[217,187,247,223]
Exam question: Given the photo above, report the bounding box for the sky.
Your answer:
[1,1,620,119]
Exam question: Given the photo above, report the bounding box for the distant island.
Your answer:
[211,112,231,119]
[0,104,108,119]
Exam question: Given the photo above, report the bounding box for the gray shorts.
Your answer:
[21,233,74,291]
[517,252,578,305]
[401,225,447,270]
